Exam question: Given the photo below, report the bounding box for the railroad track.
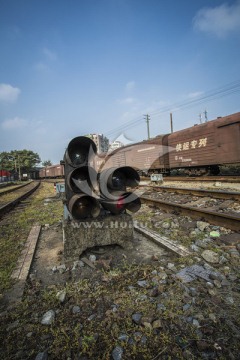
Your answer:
[0,181,40,218]
[141,176,240,183]
[139,184,240,201]
[164,176,240,182]
[41,179,64,184]
[134,223,191,257]
[0,182,15,189]
[0,181,31,196]
[140,195,240,231]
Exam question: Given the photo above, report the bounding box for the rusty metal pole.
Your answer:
[170,113,173,133]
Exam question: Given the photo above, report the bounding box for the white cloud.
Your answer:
[43,47,57,61]
[125,81,136,92]
[34,62,50,73]
[34,47,57,73]
[193,1,240,38]
[116,81,138,106]
[0,83,21,103]
[1,117,28,130]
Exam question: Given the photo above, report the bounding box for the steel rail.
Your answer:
[140,195,240,232]
[0,182,14,189]
[141,176,240,183]
[41,179,63,183]
[134,224,191,257]
[139,185,240,201]
[0,181,40,218]
[0,181,32,196]
[163,176,240,183]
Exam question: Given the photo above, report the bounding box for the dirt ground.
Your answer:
[31,224,169,288]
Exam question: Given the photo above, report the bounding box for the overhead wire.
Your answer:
[105,115,144,136]
[150,79,240,116]
[105,79,240,137]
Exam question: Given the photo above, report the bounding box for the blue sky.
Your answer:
[0,0,240,164]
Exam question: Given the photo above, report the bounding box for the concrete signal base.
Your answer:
[63,213,134,261]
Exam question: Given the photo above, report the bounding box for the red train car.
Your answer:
[167,112,240,175]
[0,170,12,181]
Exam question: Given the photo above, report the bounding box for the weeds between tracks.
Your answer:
[0,183,62,293]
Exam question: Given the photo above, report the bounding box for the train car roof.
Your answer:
[168,112,240,139]
[105,134,169,157]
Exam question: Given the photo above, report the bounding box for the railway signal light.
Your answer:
[63,136,101,220]
[98,166,141,215]
[63,136,141,219]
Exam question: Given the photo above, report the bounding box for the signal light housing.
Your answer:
[63,137,141,219]
[63,136,100,220]
[68,194,101,219]
[98,166,141,215]
[65,136,97,166]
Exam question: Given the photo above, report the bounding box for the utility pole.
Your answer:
[18,155,21,181]
[144,114,150,139]
[199,113,202,124]
[170,113,173,133]
[204,109,208,122]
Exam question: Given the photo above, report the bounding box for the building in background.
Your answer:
[108,140,124,152]
[85,134,109,153]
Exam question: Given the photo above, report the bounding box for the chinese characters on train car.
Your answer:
[175,137,208,152]
[174,137,208,163]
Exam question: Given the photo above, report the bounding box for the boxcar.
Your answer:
[167,112,240,175]
[39,164,64,178]
[96,135,170,175]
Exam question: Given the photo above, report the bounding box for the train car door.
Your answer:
[216,120,240,163]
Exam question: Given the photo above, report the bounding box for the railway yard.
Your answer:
[1,0,240,355]
[0,177,239,359]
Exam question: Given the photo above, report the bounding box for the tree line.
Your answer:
[0,149,52,175]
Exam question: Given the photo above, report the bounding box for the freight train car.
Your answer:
[168,112,240,175]
[39,112,240,178]
[95,135,170,175]
[0,170,13,182]
[39,164,64,178]
[96,112,240,176]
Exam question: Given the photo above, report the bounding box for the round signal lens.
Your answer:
[69,195,101,219]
